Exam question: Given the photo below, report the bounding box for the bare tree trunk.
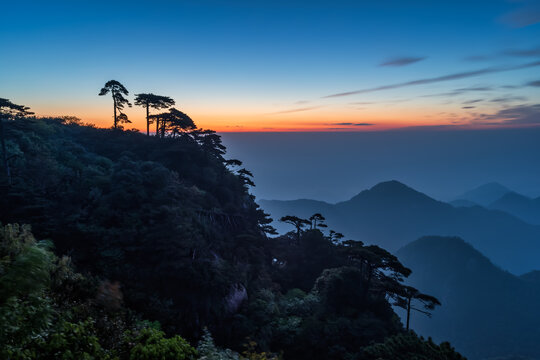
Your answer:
[0,119,11,185]
[156,118,159,137]
[113,95,117,129]
[146,105,150,136]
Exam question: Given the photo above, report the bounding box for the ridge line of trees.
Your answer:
[99,79,198,138]
[279,213,441,331]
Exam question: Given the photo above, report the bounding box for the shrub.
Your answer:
[127,328,197,360]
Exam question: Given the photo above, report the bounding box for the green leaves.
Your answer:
[0,224,53,302]
[127,328,198,360]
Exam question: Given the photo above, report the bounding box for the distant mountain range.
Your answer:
[489,192,540,226]
[452,182,540,226]
[260,180,540,274]
[397,236,540,360]
[453,182,511,206]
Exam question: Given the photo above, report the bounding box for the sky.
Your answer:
[221,128,540,202]
[1,0,540,131]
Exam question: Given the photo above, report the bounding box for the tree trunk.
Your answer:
[146,104,149,136]
[0,119,11,185]
[156,117,159,137]
[113,94,117,129]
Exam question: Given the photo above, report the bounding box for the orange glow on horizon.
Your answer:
[28,101,524,133]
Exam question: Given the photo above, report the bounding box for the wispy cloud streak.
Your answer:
[332,122,374,126]
[269,106,321,114]
[323,61,540,98]
[380,57,426,67]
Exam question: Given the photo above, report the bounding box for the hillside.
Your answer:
[397,236,540,360]
[0,116,276,342]
[261,180,540,274]
[0,116,462,359]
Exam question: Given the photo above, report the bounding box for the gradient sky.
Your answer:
[222,128,540,202]
[1,0,540,131]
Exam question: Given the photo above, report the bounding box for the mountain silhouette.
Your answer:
[261,180,540,274]
[489,192,540,226]
[397,236,540,360]
[520,270,540,284]
[453,182,511,206]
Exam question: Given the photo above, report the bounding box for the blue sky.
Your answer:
[1,0,539,130]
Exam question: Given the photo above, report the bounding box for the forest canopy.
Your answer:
[0,98,462,359]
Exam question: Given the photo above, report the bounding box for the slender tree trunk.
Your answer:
[0,119,11,185]
[156,117,159,137]
[146,104,150,136]
[406,297,411,331]
[113,95,117,129]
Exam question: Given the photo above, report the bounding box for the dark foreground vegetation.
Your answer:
[0,97,464,359]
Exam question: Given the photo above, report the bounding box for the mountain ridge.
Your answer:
[453,182,511,206]
[397,235,540,360]
[260,180,540,274]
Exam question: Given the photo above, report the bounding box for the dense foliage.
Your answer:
[0,223,198,359]
[0,114,463,359]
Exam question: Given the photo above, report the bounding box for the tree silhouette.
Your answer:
[167,108,196,137]
[98,80,131,129]
[280,215,311,242]
[0,98,33,184]
[309,213,327,229]
[116,112,131,130]
[340,240,412,301]
[392,285,441,331]
[134,93,175,136]
[237,168,255,187]
[193,129,226,159]
[150,108,196,138]
[224,159,243,168]
[329,230,344,244]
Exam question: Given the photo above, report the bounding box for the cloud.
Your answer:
[528,80,540,87]
[454,86,492,92]
[379,56,427,67]
[323,61,540,98]
[465,45,540,63]
[332,122,374,126]
[474,104,540,124]
[503,46,540,57]
[269,106,321,114]
[462,106,476,109]
[490,96,527,103]
[463,99,484,104]
[421,87,493,98]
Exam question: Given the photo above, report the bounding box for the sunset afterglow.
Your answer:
[2,1,539,132]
